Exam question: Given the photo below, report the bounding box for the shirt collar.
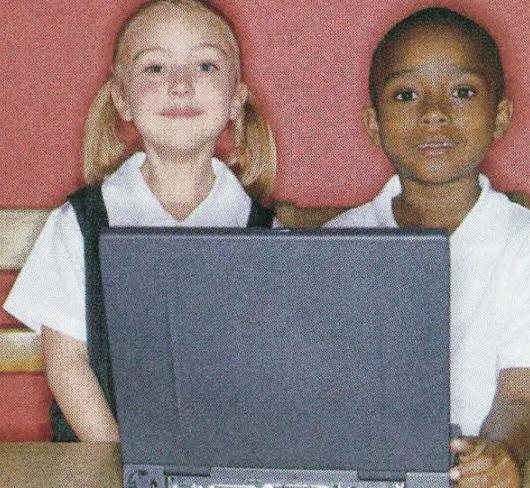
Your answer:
[105,152,251,227]
[373,173,493,236]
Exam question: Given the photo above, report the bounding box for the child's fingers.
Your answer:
[450,472,495,488]
[450,465,518,488]
[449,440,520,488]
[450,437,486,461]
[451,452,494,478]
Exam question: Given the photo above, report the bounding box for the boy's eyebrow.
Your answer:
[384,66,487,83]
[384,69,415,83]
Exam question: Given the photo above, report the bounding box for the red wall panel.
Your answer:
[0,272,20,328]
[1,0,528,209]
[0,373,52,441]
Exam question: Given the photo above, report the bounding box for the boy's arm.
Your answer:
[273,201,351,229]
[42,326,119,442]
[480,367,530,465]
[450,367,530,486]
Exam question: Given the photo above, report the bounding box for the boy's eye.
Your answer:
[452,87,476,99]
[144,64,164,74]
[394,90,418,102]
[197,62,218,73]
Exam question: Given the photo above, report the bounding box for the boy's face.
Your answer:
[364,24,512,185]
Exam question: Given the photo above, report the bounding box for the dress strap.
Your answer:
[50,185,115,442]
[246,199,275,228]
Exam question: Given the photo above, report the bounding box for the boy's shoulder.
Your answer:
[464,183,530,269]
[481,184,530,235]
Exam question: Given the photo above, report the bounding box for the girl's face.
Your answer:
[365,24,511,186]
[112,4,246,154]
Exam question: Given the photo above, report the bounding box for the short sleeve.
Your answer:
[495,226,530,370]
[3,203,87,342]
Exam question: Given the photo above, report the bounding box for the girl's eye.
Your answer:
[197,62,218,73]
[145,64,164,74]
[395,90,418,102]
[452,87,476,99]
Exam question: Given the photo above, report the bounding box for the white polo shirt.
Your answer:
[4,152,255,343]
[325,174,530,436]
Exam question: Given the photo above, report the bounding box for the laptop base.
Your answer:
[124,465,450,488]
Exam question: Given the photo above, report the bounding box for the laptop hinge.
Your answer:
[357,471,405,482]
[123,464,165,488]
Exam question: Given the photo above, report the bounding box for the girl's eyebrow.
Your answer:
[133,47,167,62]
[132,43,228,63]
[192,43,229,57]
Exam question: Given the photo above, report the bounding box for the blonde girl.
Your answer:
[4,0,277,442]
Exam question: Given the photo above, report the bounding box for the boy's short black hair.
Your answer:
[368,7,505,106]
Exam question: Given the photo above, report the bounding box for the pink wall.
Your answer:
[1,0,528,208]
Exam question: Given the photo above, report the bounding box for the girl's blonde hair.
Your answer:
[83,0,276,201]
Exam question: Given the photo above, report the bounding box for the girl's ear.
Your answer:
[110,81,133,122]
[362,106,381,146]
[230,82,249,121]
[493,98,513,140]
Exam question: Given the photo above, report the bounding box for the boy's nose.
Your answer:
[420,107,450,127]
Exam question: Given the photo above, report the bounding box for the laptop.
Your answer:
[99,228,451,488]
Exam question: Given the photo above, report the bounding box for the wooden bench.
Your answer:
[1,192,528,442]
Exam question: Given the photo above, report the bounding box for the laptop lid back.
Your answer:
[99,228,450,479]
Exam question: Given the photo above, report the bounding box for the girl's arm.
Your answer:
[42,326,119,442]
[449,367,530,486]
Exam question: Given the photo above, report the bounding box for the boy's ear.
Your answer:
[362,106,381,146]
[493,98,513,140]
[110,81,133,122]
[230,82,249,121]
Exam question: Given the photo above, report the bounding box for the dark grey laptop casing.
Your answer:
[99,228,450,487]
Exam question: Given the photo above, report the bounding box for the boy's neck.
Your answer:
[140,144,217,221]
[392,172,482,234]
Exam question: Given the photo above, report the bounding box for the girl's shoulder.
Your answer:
[42,201,84,247]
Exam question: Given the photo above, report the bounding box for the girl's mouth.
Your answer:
[160,107,204,118]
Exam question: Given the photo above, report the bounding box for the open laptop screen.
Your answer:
[100,228,449,476]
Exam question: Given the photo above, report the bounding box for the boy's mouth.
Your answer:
[417,140,457,156]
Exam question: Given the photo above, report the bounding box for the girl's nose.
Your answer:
[168,69,195,97]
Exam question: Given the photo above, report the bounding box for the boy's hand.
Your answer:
[449,437,520,487]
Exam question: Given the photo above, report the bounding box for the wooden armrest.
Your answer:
[0,193,527,267]
[0,329,44,373]
[506,191,529,208]
[274,190,528,230]
[0,209,51,271]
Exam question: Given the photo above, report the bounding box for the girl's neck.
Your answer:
[140,145,216,221]
[392,171,482,235]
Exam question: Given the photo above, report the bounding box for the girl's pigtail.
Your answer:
[229,92,277,202]
[82,79,127,185]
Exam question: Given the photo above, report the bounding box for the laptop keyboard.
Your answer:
[167,481,407,488]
